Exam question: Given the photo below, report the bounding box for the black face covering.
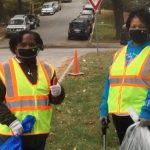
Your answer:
[17,47,39,59]
[129,29,149,44]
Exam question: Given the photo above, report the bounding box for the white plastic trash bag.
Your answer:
[120,122,150,150]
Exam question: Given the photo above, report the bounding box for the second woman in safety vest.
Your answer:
[100,9,150,144]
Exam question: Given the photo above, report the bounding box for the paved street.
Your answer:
[0,0,90,48]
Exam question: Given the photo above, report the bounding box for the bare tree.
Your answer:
[130,0,150,9]
[0,0,4,23]
[111,0,124,39]
[16,0,23,13]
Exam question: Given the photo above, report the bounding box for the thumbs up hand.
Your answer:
[50,77,61,97]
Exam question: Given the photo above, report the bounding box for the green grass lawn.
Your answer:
[45,51,120,150]
[92,9,117,43]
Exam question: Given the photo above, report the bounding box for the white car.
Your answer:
[81,10,95,22]
[6,15,30,37]
[81,10,94,15]
[41,2,56,15]
[83,3,94,14]
[53,1,61,12]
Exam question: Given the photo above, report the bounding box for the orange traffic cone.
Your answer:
[68,49,84,76]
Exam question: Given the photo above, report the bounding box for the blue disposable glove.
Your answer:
[22,115,36,133]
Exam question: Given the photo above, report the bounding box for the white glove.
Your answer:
[9,120,23,136]
[50,83,61,97]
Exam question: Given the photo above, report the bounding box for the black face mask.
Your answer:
[17,47,39,59]
[129,29,149,44]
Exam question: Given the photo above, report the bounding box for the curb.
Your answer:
[0,43,122,49]
[58,58,74,83]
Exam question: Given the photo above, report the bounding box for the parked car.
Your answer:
[53,1,61,11]
[41,2,56,15]
[81,10,95,22]
[77,14,94,26]
[81,9,94,15]
[26,14,40,29]
[68,18,91,40]
[83,3,95,14]
[61,0,72,2]
[76,16,92,33]
[6,15,30,37]
[120,24,130,45]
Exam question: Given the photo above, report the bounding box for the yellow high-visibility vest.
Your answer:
[108,46,150,114]
[0,58,55,135]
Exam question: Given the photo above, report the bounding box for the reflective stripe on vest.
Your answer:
[0,58,54,135]
[0,63,5,84]
[6,99,51,108]
[108,46,150,114]
[3,62,14,97]
[110,77,150,88]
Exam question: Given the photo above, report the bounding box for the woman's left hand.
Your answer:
[50,83,61,97]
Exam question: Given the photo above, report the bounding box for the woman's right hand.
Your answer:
[9,120,23,136]
[100,116,110,127]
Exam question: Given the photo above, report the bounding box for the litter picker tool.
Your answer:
[101,118,110,150]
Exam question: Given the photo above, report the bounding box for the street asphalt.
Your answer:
[0,0,122,49]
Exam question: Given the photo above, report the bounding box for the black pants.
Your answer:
[22,134,48,150]
[112,114,134,145]
[0,134,48,150]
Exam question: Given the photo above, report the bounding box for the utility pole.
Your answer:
[135,0,139,8]
[31,2,34,14]
[17,0,23,13]
[95,10,99,55]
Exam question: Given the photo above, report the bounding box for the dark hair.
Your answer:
[126,9,150,33]
[9,30,44,54]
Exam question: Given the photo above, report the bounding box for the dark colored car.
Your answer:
[80,10,95,23]
[120,24,130,45]
[68,18,91,40]
[77,15,94,26]
[61,0,72,2]
[26,14,40,29]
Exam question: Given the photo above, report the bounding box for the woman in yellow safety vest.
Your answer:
[0,30,65,150]
[100,9,150,144]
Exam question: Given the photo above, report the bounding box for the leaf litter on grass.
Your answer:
[46,51,120,150]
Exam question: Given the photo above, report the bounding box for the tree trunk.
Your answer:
[111,0,124,39]
[0,1,4,22]
[16,0,23,13]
